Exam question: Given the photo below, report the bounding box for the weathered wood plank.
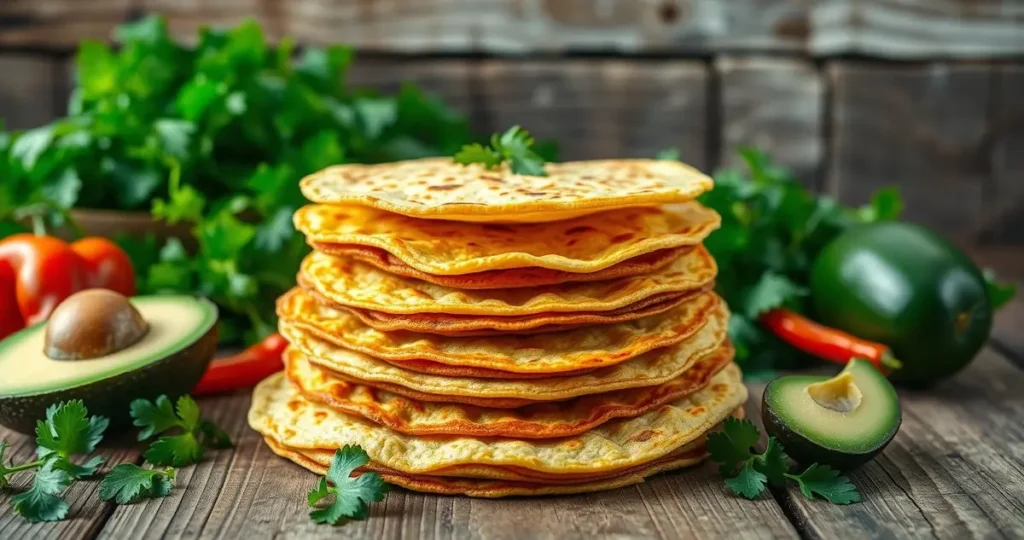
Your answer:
[0,54,59,130]
[0,0,811,53]
[0,426,141,540]
[95,392,797,539]
[979,64,1024,245]
[747,348,1024,540]
[826,62,995,243]
[811,0,1024,59]
[6,0,1024,57]
[717,56,824,188]
[350,58,709,166]
[0,0,132,48]
[474,60,708,165]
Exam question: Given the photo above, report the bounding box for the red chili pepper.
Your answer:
[0,259,24,341]
[760,308,902,372]
[71,237,137,297]
[192,333,287,395]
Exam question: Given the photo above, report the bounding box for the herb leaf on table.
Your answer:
[99,464,176,504]
[308,445,389,525]
[131,395,233,467]
[708,418,860,505]
[0,400,109,522]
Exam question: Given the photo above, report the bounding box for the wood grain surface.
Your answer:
[3,0,1023,57]
[0,54,60,130]
[716,56,824,188]
[826,62,995,242]
[349,58,709,166]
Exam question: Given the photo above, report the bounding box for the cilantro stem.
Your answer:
[3,459,46,475]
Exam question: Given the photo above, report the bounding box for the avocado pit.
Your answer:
[0,293,219,434]
[44,289,150,360]
[806,372,862,413]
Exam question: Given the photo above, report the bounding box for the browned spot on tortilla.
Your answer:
[628,429,661,442]
[427,184,462,191]
[565,226,596,235]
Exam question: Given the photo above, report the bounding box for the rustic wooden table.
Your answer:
[2,256,1023,539]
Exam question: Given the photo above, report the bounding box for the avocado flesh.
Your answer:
[0,296,218,434]
[762,359,901,471]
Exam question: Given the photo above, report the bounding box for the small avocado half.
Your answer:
[0,293,218,434]
[762,359,901,471]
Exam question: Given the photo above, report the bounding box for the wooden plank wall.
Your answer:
[0,0,1021,248]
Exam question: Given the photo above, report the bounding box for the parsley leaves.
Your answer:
[131,395,233,467]
[308,445,389,525]
[708,418,860,505]
[454,126,548,176]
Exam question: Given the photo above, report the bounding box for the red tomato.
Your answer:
[0,234,89,326]
[70,237,137,297]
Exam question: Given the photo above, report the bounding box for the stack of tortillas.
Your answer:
[249,157,748,497]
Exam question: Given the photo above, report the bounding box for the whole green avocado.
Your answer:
[810,221,992,386]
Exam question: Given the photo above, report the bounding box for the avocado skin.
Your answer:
[760,379,901,472]
[810,221,991,386]
[0,326,217,435]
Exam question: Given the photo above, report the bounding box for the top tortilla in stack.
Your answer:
[300,157,714,223]
[253,157,743,497]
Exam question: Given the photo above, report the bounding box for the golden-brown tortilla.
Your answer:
[247,362,747,475]
[286,343,733,438]
[295,201,718,276]
[277,287,721,375]
[298,246,716,316]
[299,158,714,223]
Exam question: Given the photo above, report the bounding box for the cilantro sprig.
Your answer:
[454,126,549,176]
[707,418,861,505]
[1,395,232,522]
[99,464,176,504]
[130,395,233,467]
[0,401,109,522]
[307,445,389,525]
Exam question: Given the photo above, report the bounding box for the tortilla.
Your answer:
[264,436,707,498]
[313,244,689,290]
[294,202,719,276]
[286,342,733,438]
[277,287,721,375]
[248,362,746,475]
[335,290,695,337]
[298,157,714,223]
[298,246,716,316]
[279,303,728,406]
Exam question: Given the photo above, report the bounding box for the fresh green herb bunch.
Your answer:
[0,15,473,344]
[694,148,902,375]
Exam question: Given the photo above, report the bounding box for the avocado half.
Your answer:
[0,295,218,434]
[762,359,901,471]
